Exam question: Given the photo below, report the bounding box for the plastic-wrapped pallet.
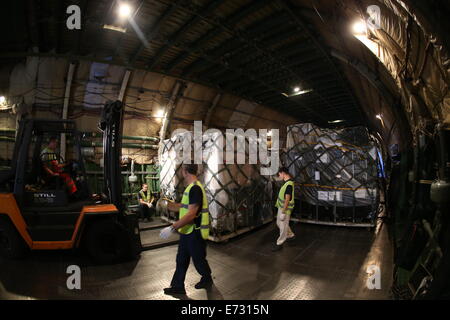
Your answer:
[284,123,381,226]
[157,130,274,241]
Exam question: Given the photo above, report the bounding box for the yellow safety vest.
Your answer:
[276,180,295,214]
[41,147,58,163]
[139,190,152,202]
[178,181,210,240]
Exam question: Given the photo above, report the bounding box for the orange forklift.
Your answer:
[0,101,142,264]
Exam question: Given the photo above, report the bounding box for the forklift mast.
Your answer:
[98,100,124,211]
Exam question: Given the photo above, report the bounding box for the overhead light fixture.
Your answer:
[352,20,367,35]
[103,24,127,33]
[0,96,10,111]
[155,109,165,118]
[293,87,300,93]
[118,3,132,18]
[289,88,313,97]
[328,120,345,124]
[376,114,385,128]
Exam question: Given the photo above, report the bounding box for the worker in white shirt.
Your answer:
[273,167,296,251]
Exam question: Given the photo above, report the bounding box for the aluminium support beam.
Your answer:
[275,0,363,122]
[147,0,223,70]
[165,0,272,73]
[204,93,222,127]
[159,81,183,142]
[60,62,76,159]
[330,50,397,107]
[128,1,181,65]
[118,69,132,102]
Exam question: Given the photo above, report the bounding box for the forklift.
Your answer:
[0,101,142,264]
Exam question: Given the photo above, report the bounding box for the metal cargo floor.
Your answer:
[0,220,393,300]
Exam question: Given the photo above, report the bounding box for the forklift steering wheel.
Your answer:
[57,154,65,164]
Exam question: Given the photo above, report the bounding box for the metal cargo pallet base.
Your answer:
[160,216,274,242]
[290,217,375,228]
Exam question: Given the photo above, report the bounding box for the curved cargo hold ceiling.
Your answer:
[0,0,448,148]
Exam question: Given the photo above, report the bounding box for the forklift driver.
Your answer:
[40,136,78,197]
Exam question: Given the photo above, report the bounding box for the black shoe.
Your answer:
[164,287,186,295]
[195,278,213,289]
[286,235,296,242]
[271,244,283,252]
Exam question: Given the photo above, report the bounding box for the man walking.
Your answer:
[273,167,295,251]
[159,164,212,295]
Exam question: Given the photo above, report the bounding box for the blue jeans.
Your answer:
[170,229,212,288]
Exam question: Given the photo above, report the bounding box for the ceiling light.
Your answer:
[293,87,300,93]
[103,24,127,33]
[290,89,313,97]
[155,109,165,118]
[376,114,385,128]
[352,20,367,35]
[328,120,345,124]
[118,3,132,18]
[0,96,6,104]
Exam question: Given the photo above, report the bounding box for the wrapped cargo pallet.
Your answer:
[157,130,274,242]
[284,123,381,227]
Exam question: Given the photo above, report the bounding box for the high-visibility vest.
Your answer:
[276,180,295,214]
[41,147,58,162]
[139,190,152,202]
[178,181,210,240]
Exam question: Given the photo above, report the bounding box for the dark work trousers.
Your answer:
[139,204,153,219]
[170,229,212,288]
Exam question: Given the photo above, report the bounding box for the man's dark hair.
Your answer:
[183,164,198,175]
[278,167,290,175]
[49,136,57,142]
[142,183,147,187]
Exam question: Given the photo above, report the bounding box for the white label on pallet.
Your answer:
[369,147,377,160]
[367,188,377,198]
[355,189,367,199]
[319,153,329,163]
[336,191,343,201]
[328,191,335,200]
[315,171,320,180]
[318,191,328,201]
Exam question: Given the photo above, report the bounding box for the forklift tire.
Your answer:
[0,218,28,259]
[84,219,130,264]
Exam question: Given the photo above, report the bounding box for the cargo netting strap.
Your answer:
[282,123,381,218]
